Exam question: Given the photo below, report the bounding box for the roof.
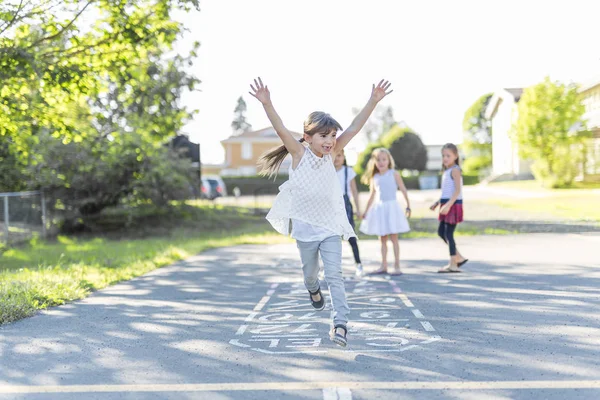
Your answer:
[504,88,524,102]
[579,75,600,93]
[484,88,524,120]
[221,127,302,144]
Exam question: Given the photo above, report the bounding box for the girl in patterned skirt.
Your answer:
[430,143,468,273]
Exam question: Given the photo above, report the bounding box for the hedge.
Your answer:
[222,176,287,196]
[222,173,479,195]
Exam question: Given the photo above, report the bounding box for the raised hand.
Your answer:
[249,77,271,105]
[370,79,393,103]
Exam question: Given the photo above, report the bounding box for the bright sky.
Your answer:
[176,0,600,165]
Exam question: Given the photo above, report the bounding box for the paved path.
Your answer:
[1,234,600,399]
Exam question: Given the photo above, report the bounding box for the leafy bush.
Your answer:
[380,127,428,172]
[28,132,197,222]
[530,145,582,188]
[462,155,492,175]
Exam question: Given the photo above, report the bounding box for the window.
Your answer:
[241,142,252,160]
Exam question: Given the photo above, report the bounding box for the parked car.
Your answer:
[200,176,227,200]
[200,178,212,199]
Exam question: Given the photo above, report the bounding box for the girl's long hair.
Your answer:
[441,143,460,171]
[257,112,342,178]
[361,147,395,185]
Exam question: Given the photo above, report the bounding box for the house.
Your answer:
[580,76,600,178]
[219,127,302,176]
[425,144,443,171]
[484,88,533,178]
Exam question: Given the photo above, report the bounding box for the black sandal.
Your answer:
[330,324,348,347]
[308,287,325,311]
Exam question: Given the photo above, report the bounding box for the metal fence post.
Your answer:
[3,196,9,245]
[41,191,47,239]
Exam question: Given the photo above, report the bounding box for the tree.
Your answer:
[351,105,396,142]
[354,141,382,176]
[512,77,589,187]
[231,96,252,135]
[1,0,201,216]
[0,0,200,177]
[378,105,397,134]
[462,93,493,174]
[356,125,427,174]
[381,126,428,172]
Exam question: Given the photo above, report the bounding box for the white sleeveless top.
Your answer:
[266,148,356,240]
[440,165,463,200]
[372,170,398,202]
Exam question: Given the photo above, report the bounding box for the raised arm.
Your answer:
[334,79,393,152]
[249,77,304,158]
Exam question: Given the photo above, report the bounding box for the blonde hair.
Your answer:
[257,112,342,178]
[361,147,395,185]
[441,143,460,171]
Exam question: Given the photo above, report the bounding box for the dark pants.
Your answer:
[438,221,457,256]
[344,195,362,264]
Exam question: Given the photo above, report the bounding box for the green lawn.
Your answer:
[487,196,600,222]
[0,203,288,325]
[355,218,517,240]
[484,180,600,222]
[488,179,600,191]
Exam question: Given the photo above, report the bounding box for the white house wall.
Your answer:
[491,98,516,175]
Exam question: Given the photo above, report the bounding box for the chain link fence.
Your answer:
[0,191,46,246]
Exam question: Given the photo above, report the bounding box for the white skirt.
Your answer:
[359,200,410,236]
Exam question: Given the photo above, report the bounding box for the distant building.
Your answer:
[484,88,533,178]
[425,144,443,172]
[580,76,600,178]
[218,127,302,176]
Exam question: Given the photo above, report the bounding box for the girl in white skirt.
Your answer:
[360,148,411,275]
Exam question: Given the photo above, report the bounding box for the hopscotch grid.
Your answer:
[251,335,319,338]
[231,280,441,354]
[244,312,258,322]
[253,296,271,311]
[241,319,411,325]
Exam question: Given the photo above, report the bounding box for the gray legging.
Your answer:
[296,236,350,327]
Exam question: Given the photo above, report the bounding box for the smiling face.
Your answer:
[305,129,337,157]
[375,151,391,173]
[442,148,458,168]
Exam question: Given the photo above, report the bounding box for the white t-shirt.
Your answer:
[336,166,356,196]
[291,219,336,242]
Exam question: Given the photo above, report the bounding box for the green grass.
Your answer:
[355,218,517,240]
[487,196,600,222]
[0,203,288,325]
[483,180,600,221]
[488,179,600,191]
